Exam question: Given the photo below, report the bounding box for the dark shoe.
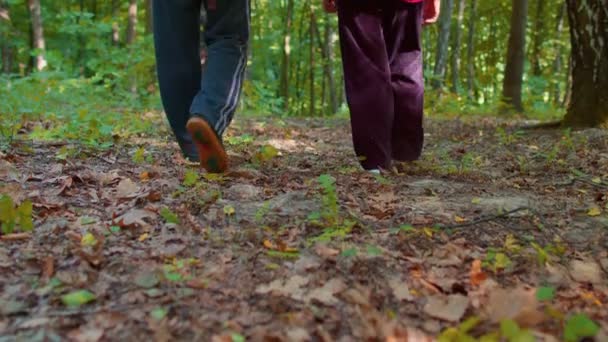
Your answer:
[186,117,228,173]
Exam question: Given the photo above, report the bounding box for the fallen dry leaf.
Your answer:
[67,327,104,342]
[116,178,140,198]
[388,277,414,302]
[115,208,155,228]
[423,294,469,322]
[569,259,603,284]
[470,259,487,286]
[485,287,545,327]
[41,256,54,279]
[306,278,346,305]
[255,275,310,301]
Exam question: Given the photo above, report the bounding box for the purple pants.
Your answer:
[338,0,424,170]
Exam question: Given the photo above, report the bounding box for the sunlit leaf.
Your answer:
[536,286,555,301]
[61,290,96,307]
[81,232,97,247]
[587,207,602,217]
[564,314,599,342]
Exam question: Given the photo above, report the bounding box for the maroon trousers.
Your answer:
[338,0,424,170]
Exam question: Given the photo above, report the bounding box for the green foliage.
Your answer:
[308,174,356,243]
[61,289,96,307]
[160,207,180,224]
[536,286,556,302]
[563,314,599,342]
[0,195,34,234]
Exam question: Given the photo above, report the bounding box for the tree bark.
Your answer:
[502,0,528,112]
[531,0,545,76]
[309,5,316,116]
[562,0,608,128]
[466,0,477,100]
[450,0,465,93]
[27,0,46,71]
[432,0,454,89]
[279,0,294,111]
[552,3,566,105]
[126,0,137,45]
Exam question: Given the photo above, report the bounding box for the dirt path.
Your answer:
[1,116,607,341]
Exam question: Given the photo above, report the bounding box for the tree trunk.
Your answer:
[126,0,137,45]
[562,0,608,128]
[552,3,566,105]
[309,4,316,117]
[432,0,454,89]
[111,0,120,45]
[324,18,337,114]
[450,0,465,93]
[145,0,153,34]
[466,0,477,100]
[27,0,46,71]
[531,0,545,76]
[279,0,294,111]
[502,0,528,112]
[1,1,12,74]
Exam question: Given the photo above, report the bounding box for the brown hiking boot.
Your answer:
[186,117,228,173]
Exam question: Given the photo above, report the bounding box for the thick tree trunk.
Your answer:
[552,3,566,105]
[309,4,316,117]
[502,0,528,112]
[27,0,46,71]
[126,0,137,45]
[279,0,294,111]
[450,0,465,93]
[145,0,153,34]
[466,0,477,100]
[324,19,338,114]
[562,0,608,128]
[531,0,545,76]
[432,0,454,89]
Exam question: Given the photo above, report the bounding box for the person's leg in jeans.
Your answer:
[187,0,249,173]
[154,0,249,172]
[153,0,203,161]
[337,0,394,171]
[384,1,424,162]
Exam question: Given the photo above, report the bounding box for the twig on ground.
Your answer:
[439,207,531,230]
[0,232,32,241]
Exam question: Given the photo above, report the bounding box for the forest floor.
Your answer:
[1,114,607,341]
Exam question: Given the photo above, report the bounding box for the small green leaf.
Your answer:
[160,207,179,224]
[458,316,481,333]
[150,307,167,321]
[183,169,199,187]
[132,147,145,164]
[80,216,97,225]
[231,333,245,342]
[500,319,520,339]
[81,232,97,247]
[61,290,96,307]
[564,314,599,342]
[223,205,236,216]
[536,286,555,302]
[512,329,536,342]
[366,245,383,256]
[110,225,121,234]
[340,248,357,258]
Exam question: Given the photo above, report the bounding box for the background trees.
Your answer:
[0,0,603,126]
